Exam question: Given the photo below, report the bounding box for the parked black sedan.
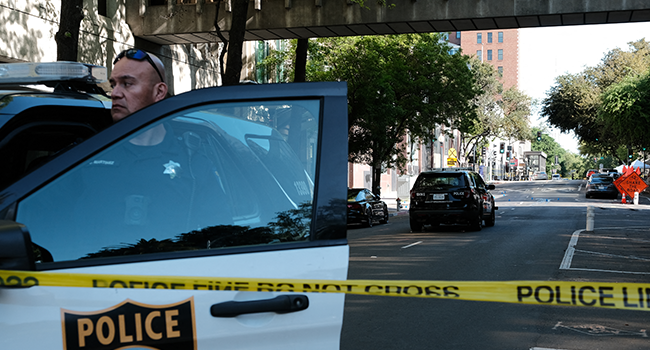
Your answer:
[347,188,389,227]
[586,175,619,199]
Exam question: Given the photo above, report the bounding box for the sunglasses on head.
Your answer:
[114,49,165,83]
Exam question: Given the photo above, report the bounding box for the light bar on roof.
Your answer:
[0,61,107,85]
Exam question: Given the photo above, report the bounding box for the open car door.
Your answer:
[0,82,349,350]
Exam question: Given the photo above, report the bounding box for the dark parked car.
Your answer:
[586,175,618,199]
[347,188,389,227]
[409,169,497,231]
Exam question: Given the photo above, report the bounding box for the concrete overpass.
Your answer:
[126,0,650,45]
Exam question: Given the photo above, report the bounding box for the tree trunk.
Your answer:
[55,0,84,62]
[372,165,382,196]
[294,39,308,82]
[223,0,249,86]
[213,0,228,83]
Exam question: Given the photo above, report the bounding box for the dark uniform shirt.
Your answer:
[62,125,232,259]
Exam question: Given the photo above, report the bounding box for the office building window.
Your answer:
[487,50,492,61]
[477,50,482,61]
[498,66,503,77]
[477,33,482,44]
[487,32,493,43]
[498,32,503,43]
[498,49,503,60]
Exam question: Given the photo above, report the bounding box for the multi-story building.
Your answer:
[449,29,519,91]
[450,29,532,180]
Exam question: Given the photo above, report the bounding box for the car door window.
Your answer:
[0,105,112,189]
[472,173,486,190]
[16,100,320,264]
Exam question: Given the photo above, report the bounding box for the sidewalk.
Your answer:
[385,198,409,217]
[562,225,650,277]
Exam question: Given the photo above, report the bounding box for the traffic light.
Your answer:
[506,151,511,160]
[536,131,542,141]
[499,142,505,153]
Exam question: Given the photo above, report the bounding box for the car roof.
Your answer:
[419,169,472,175]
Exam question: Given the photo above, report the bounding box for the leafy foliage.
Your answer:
[460,58,532,163]
[303,34,479,193]
[531,127,565,174]
[541,39,650,160]
[599,71,650,152]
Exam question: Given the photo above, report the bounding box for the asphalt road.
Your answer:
[340,180,650,350]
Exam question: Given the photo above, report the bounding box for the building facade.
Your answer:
[449,29,520,91]
[0,1,259,96]
[449,29,532,181]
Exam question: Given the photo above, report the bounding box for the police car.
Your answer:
[0,62,113,190]
[409,168,497,231]
[0,62,350,350]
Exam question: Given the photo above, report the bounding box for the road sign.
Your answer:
[614,171,648,198]
[447,157,457,166]
[448,148,457,158]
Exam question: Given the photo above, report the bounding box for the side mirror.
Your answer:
[0,221,36,271]
[486,184,496,190]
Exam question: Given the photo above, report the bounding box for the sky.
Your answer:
[518,22,650,154]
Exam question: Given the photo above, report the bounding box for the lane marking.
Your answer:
[565,267,650,275]
[574,249,650,262]
[401,241,422,249]
[559,229,582,269]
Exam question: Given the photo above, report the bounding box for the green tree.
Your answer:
[531,127,566,175]
[599,71,650,159]
[459,58,532,165]
[541,39,650,159]
[459,58,501,160]
[499,87,533,141]
[308,34,479,194]
[561,152,587,179]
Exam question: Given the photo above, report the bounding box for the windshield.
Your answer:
[415,174,465,188]
[347,189,363,201]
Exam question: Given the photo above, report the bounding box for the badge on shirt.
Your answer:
[163,160,182,179]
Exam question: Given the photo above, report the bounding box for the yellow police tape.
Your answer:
[2,269,650,312]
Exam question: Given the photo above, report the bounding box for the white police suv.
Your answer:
[0,62,350,350]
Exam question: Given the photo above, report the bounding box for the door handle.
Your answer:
[210,294,309,317]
